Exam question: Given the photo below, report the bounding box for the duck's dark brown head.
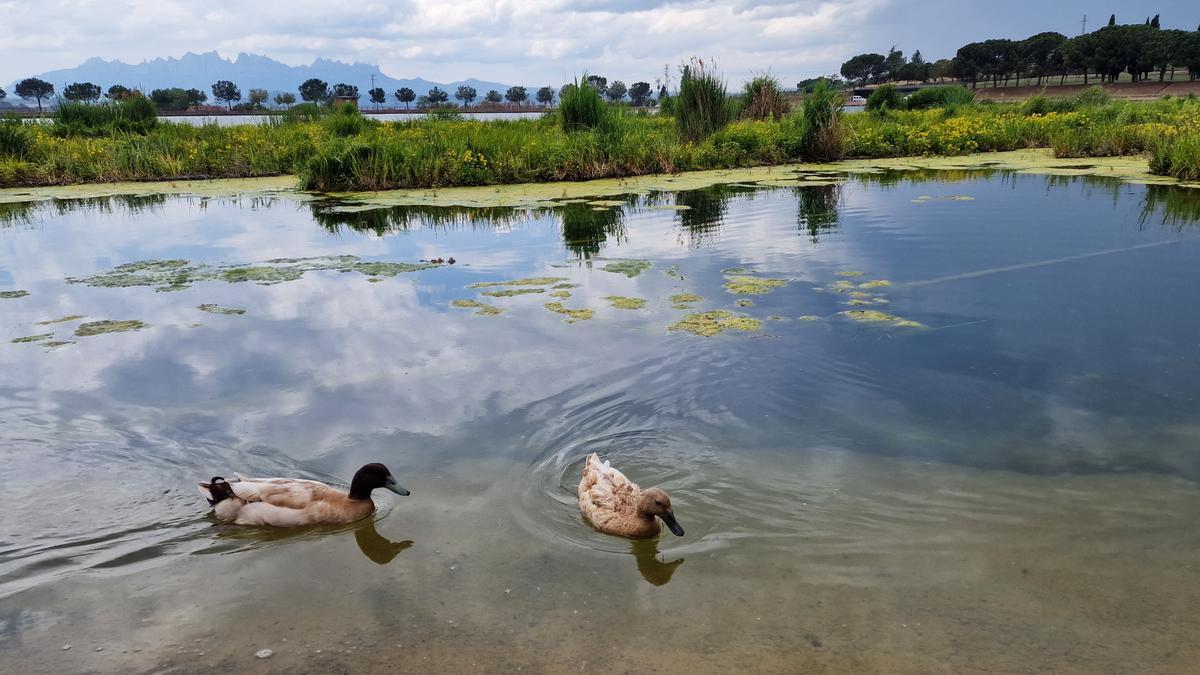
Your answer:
[349,463,410,500]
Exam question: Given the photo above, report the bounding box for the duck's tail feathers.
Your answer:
[197,476,235,506]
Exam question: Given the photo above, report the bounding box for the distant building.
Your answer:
[332,95,358,107]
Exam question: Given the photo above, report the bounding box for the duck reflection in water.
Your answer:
[353,518,413,565]
[631,539,684,586]
[208,517,412,565]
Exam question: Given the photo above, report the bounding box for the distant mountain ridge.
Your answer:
[7,52,514,105]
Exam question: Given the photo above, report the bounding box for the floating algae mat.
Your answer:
[68,256,440,291]
[481,288,545,298]
[36,315,86,326]
[74,320,147,337]
[604,296,646,310]
[669,310,762,337]
[724,275,788,295]
[544,302,594,323]
[468,277,566,289]
[670,293,703,309]
[600,260,651,278]
[549,290,571,299]
[450,299,503,316]
[11,333,53,344]
[839,310,924,328]
[198,304,246,316]
[1,290,29,299]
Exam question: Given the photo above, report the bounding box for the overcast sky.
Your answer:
[2,1,1197,87]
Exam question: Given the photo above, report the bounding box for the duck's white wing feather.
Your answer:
[578,453,641,511]
[229,478,343,509]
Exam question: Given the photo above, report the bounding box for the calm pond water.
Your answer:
[2,170,1200,673]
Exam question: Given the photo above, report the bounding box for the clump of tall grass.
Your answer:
[278,102,329,125]
[741,74,789,121]
[675,60,733,142]
[865,84,902,113]
[560,75,608,132]
[905,86,974,110]
[53,95,158,136]
[784,79,845,160]
[323,102,373,137]
[1070,85,1111,108]
[1150,131,1200,181]
[0,118,35,158]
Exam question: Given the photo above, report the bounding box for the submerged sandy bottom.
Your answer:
[4,448,1198,674]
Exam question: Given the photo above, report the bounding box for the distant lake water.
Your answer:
[161,111,547,126]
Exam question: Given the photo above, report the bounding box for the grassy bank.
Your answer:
[2,89,1198,190]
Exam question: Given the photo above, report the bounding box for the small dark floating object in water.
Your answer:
[447,257,456,265]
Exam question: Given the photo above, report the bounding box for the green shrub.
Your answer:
[741,74,790,121]
[675,61,733,142]
[905,86,973,110]
[560,75,608,132]
[865,84,902,113]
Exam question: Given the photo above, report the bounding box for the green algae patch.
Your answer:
[604,296,646,310]
[669,293,703,309]
[468,277,566,289]
[222,266,305,284]
[735,298,755,307]
[1,291,29,299]
[74,320,147,337]
[544,302,594,323]
[859,280,892,289]
[798,315,822,321]
[721,267,749,275]
[69,255,428,290]
[600,260,651,278]
[551,283,580,289]
[839,310,925,328]
[847,299,872,307]
[481,288,545,297]
[44,340,75,348]
[663,265,684,280]
[0,176,301,206]
[724,275,788,295]
[825,280,857,292]
[351,261,437,277]
[198,304,246,316]
[669,310,762,337]
[549,290,572,299]
[11,333,53,344]
[450,299,503,316]
[587,199,627,207]
[836,271,864,277]
[37,315,85,326]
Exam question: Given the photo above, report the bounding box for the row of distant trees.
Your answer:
[5,74,665,113]
[841,14,1200,89]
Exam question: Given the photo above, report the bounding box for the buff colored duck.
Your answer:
[198,463,409,527]
[577,453,684,539]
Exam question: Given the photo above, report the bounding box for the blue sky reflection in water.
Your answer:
[1,172,1200,672]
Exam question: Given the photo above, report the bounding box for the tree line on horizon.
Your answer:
[840,14,1200,89]
[4,74,665,113]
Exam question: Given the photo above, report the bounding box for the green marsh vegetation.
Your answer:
[3,79,1199,190]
